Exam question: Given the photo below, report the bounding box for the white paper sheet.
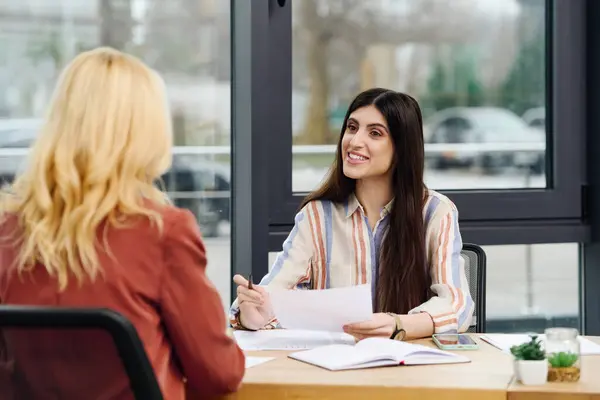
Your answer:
[481,333,600,355]
[267,284,373,332]
[234,329,357,350]
[245,356,275,368]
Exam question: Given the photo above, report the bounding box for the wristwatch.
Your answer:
[386,312,406,341]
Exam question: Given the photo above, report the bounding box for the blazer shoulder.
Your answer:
[159,205,200,238]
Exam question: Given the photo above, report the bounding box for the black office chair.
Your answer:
[461,243,487,333]
[0,306,163,400]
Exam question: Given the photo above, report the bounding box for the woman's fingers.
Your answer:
[343,320,381,332]
[233,274,269,304]
[252,285,268,295]
[233,274,249,287]
[238,292,263,307]
[347,332,370,341]
[232,274,268,293]
[236,285,263,302]
[343,313,394,335]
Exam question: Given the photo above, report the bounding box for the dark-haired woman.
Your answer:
[230,88,474,341]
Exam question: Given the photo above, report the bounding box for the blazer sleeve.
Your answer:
[229,204,316,330]
[408,205,475,333]
[160,208,245,397]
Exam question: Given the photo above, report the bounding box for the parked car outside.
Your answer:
[424,107,545,174]
[522,107,546,131]
[161,157,230,237]
[0,120,230,237]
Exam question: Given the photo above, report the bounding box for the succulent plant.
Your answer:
[510,335,546,361]
[548,351,578,368]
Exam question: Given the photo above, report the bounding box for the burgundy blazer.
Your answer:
[0,205,245,399]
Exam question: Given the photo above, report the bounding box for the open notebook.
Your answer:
[289,337,470,371]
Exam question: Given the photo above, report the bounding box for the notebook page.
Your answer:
[234,329,357,350]
[268,284,372,332]
[246,356,275,368]
[356,337,461,360]
[289,344,398,371]
[481,334,600,356]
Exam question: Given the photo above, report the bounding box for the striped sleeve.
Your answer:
[409,206,475,334]
[229,204,316,330]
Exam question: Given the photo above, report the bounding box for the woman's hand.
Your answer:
[343,313,396,341]
[232,274,274,330]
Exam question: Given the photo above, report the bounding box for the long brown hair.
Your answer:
[300,88,430,314]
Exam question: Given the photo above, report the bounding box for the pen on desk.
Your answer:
[248,274,253,290]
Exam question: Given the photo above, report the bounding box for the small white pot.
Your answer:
[514,359,548,385]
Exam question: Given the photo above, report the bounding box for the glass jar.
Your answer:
[544,327,581,382]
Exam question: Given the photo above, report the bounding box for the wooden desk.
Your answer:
[226,335,513,400]
[508,337,600,400]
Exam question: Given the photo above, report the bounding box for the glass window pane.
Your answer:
[292,0,547,193]
[269,242,580,333]
[0,0,232,308]
[484,243,579,332]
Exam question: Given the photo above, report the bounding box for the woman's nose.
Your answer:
[349,130,367,147]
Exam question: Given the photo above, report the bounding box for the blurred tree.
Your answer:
[422,47,485,116]
[143,0,221,75]
[142,0,227,145]
[296,0,331,146]
[26,31,65,69]
[294,0,482,144]
[99,0,133,50]
[499,8,545,116]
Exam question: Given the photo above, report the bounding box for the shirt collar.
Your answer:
[345,193,394,219]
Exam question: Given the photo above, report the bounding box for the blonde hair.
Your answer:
[1,47,173,290]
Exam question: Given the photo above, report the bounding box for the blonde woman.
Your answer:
[0,47,244,399]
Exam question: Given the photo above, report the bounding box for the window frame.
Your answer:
[582,0,600,336]
[261,0,587,245]
[233,0,597,333]
[230,0,276,300]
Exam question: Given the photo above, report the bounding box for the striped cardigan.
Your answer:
[229,189,474,334]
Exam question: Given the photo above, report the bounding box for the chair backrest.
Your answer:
[461,243,487,333]
[0,306,163,400]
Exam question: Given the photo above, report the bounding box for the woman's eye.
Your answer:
[370,130,382,137]
[347,125,357,132]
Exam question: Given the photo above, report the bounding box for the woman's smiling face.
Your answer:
[341,105,395,180]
